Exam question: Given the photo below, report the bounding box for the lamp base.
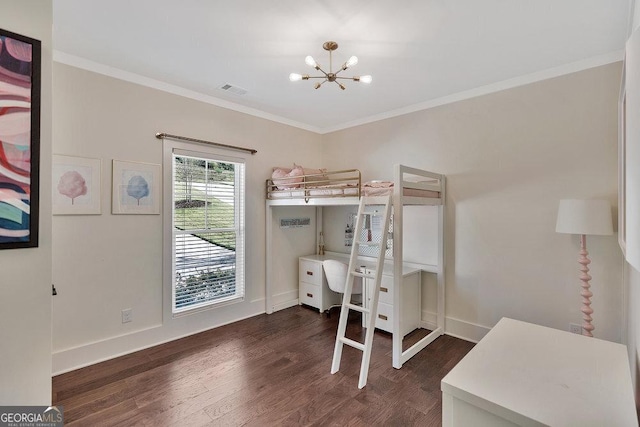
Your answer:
[579,234,594,337]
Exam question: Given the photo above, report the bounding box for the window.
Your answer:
[171,150,245,314]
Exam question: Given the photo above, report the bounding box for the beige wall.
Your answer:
[52,63,323,372]
[0,1,53,404]
[323,63,623,341]
[51,55,624,372]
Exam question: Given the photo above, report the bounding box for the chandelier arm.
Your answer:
[334,76,359,80]
[316,67,330,78]
[334,67,348,76]
[305,76,329,79]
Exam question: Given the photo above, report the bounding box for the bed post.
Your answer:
[437,176,446,333]
[266,201,273,314]
[392,164,403,369]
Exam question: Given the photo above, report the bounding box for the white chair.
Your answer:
[322,260,362,313]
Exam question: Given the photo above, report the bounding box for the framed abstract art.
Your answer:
[0,28,41,249]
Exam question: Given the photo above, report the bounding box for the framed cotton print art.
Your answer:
[112,160,161,214]
[0,28,41,249]
[52,155,101,215]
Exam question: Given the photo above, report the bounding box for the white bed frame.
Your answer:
[265,164,445,368]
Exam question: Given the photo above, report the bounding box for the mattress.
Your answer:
[268,183,359,199]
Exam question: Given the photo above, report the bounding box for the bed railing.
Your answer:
[266,169,362,200]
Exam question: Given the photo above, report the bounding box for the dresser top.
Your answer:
[441,317,637,426]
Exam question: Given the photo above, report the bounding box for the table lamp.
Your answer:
[555,199,613,337]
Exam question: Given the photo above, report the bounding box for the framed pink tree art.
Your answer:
[52,155,101,215]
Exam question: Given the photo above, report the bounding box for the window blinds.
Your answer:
[172,153,245,313]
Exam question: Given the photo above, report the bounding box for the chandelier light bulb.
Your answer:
[305,55,317,67]
[289,73,303,82]
[345,56,358,68]
[359,75,372,84]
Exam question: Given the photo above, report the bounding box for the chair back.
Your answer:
[322,260,362,294]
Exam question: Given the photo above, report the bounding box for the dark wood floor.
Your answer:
[53,306,474,426]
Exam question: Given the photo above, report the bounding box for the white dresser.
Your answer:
[441,317,637,427]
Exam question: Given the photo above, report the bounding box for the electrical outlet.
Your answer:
[122,308,133,324]
[569,323,582,334]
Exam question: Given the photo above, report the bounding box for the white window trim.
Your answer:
[162,140,247,320]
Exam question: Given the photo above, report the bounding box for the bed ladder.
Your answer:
[331,194,392,389]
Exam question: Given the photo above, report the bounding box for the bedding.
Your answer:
[272,165,304,189]
[362,181,440,198]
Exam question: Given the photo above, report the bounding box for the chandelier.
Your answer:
[289,41,372,90]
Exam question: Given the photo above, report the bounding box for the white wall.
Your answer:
[51,63,322,373]
[0,1,53,404]
[323,63,623,342]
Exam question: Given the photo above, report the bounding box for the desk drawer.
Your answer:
[299,259,322,286]
[299,281,321,309]
[374,302,393,333]
[378,275,394,305]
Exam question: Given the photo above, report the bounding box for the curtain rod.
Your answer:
[155,132,257,155]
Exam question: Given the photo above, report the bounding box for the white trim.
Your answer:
[54,50,622,135]
[52,299,265,375]
[444,316,492,343]
[273,299,300,312]
[420,310,490,343]
[271,289,299,312]
[53,50,321,134]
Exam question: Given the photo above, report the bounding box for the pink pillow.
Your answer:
[272,166,304,189]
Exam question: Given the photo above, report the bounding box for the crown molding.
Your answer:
[54,49,623,135]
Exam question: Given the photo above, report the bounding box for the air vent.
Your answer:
[218,83,247,96]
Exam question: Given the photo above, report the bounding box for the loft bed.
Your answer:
[266,166,442,206]
[265,164,445,369]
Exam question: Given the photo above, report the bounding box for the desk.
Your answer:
[441,317,637,427]
[298,254,421,337]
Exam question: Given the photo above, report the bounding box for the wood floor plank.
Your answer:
[53,305,474,426]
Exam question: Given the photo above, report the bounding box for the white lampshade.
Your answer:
[555,199,613,236]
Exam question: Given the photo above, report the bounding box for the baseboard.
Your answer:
[421,310,491,344]
[273,299,299,312]
[52,298,266,375]
[444,316,491,343]
[271,289,299,312]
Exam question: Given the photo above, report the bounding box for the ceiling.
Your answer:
[52,1,632,133]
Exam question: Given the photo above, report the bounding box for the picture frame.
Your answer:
[0,28,41,249]
[112,160,161,214]
[52,155,101,215]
